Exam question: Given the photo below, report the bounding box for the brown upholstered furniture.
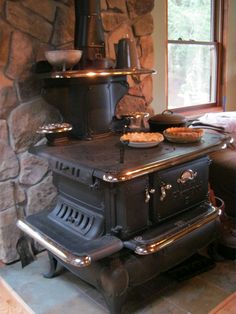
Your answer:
[209,133,236,259]
[209,133,236,219]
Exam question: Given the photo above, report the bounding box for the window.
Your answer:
[168,0,222,110]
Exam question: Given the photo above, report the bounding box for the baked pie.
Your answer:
[164,127,204,143]
[120,132,164,143]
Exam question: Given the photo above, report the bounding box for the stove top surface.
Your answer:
[31,132,229,182]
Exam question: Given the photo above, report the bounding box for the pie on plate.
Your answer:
[120,132,164,148]
[163,127,204,143]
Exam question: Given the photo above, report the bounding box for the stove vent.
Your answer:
[55,161,80,179]
[49,197,104,238]
[58,203,93,234]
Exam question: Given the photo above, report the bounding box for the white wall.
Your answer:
[225,0,236,111]
[152,0,167,114]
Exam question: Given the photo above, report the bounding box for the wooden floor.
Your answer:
[209,292,236,314]
[0,278,34,314]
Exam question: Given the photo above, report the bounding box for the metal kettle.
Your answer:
[115,38,140,69]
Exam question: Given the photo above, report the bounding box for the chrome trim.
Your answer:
[177,169,197,184]
[160,183,172,201]
[102,137,230,182]
[39,68,156,79]
[17,219,91,267]
[37,123,72,134]
[134,207,220,255]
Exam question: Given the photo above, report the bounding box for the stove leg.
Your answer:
[43,252,64,278]
[98,263,129,314]
[207,241,225,262]
[102,293,127,314]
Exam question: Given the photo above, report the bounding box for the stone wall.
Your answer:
[0,0,155,263]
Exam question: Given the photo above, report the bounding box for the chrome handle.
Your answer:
[145,188,155,203]
[160,184,172,201]
[177,169,197,184]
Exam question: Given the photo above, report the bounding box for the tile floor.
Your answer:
[0,251,235,314]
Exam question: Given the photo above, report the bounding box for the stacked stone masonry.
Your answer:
[0,0,155,263]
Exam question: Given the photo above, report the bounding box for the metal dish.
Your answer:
[37,123,73,146]
[37,123,73,134]
[45,50,82,71]
[148,110,187,132]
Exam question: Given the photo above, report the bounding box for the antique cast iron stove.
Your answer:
[17,132,229,313]
[16,1,230,313]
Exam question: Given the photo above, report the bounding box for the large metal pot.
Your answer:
[148,110,187,132]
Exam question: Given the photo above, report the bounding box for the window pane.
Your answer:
[168,0,213,41]
[168,43,217,109]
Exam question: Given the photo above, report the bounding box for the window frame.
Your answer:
[167,0,224,113]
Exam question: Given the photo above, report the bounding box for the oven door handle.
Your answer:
[17,219,123,267]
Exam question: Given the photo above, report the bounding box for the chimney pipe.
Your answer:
[74,0,105,68]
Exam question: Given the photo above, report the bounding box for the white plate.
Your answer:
[122,140,162,148]
[120,132,164,148]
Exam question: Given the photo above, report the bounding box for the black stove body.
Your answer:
[17,133,228,313]
[42,76,128,139]
[17,1,229,312]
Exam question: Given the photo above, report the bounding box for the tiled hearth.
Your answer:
[0,252,235,313]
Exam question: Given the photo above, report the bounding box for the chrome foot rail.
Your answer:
[17,219,91,267]
[126,206,220,255]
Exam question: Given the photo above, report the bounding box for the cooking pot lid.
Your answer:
[149,110,186,124]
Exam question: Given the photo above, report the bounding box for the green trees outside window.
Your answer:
[168,0,218,109]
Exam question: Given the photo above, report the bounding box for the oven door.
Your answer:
[150,156,210,222]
